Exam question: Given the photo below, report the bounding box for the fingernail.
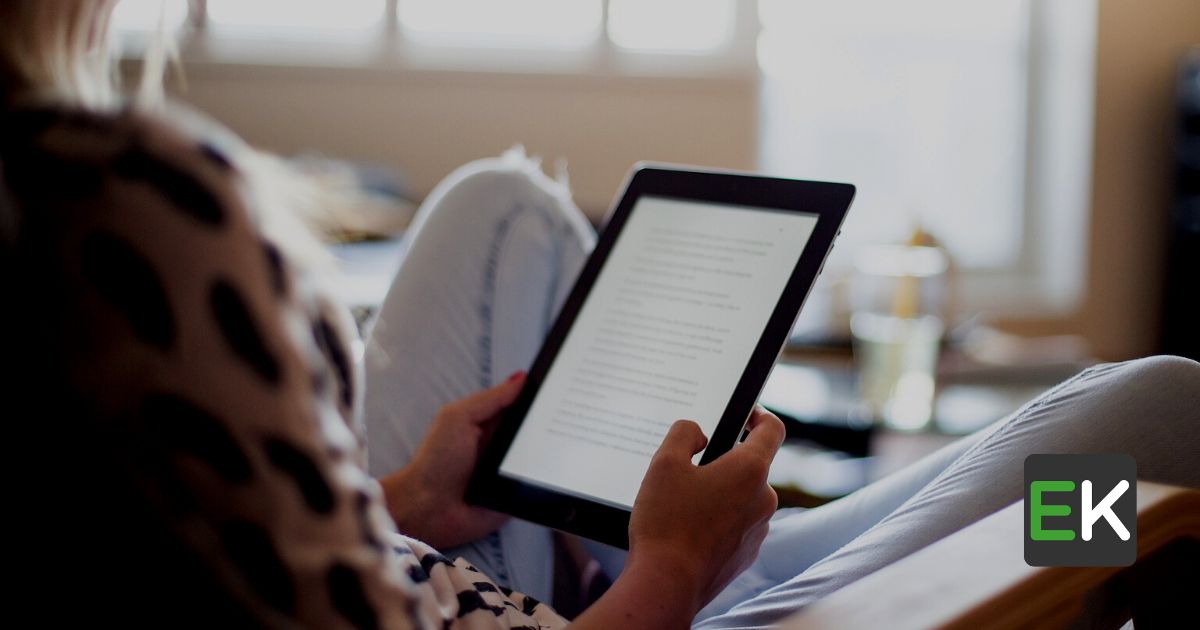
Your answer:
[507,370,526,383]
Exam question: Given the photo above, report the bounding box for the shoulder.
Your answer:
[0,105,280,369]
[1,105,299,424]
[1,105,242,231]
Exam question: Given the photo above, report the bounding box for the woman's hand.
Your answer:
[629,408,785,613]
[380,372,525,549]
[574,408,786,629]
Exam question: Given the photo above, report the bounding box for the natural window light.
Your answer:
[111,0,188,33]
[758,0,1030,270]
[208,0,386,32]
[398,0,602,49]
[608,0,735,52]
[109,0,1095,314]
[111,0,741,54]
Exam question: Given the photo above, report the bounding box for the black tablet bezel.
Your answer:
[466,164,854,548]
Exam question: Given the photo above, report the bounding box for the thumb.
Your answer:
[450,371,526,423]
[652,420,708,463]
[738,408,786,461]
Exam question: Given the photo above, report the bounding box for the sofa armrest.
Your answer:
[781,482,1200,630]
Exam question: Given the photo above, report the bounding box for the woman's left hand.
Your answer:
[380,372,526,548]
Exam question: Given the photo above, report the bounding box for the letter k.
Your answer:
[1082,479,1130,541]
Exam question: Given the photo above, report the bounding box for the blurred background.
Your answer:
[115,0,1198,501]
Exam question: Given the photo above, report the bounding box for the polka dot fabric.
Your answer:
[0,106,566,629]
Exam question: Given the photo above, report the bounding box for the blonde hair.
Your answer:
[0,0,170,109]
[0,1,337,268]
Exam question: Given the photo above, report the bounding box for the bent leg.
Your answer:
[696,365,1101,619]
[697,356,1200,629]
[696,425,991,620]
[363,150,595,599]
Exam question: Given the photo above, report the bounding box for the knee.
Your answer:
[422,150,583,231]
[1094,355,1200,403]
[1112,354,1200,383]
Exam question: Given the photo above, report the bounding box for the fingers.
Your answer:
[447,371,526,423]
[738,408,786,461]
[653,420,708,462]
[708,408,783,486]
[479,412,503,444]
[759,485,779,522]
[744,406,775,431]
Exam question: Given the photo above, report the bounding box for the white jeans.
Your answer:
[363,154,1200,628]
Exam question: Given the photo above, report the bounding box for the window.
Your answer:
[208,0,386,32]
[111,0,189,33]
[111,0,1094,316]
[759,0,1028,270]
[398,0,601,49]
[759,0,1096,316]
[112,0,742,55]
[608,0,736,53]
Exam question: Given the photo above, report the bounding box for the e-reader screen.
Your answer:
[497,196,819,509]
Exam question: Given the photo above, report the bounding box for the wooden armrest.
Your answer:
[780,482,1200,629]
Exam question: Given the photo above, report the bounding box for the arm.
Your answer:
[571,553,709,630]
[575,411,787,629]
[375,375,785,627]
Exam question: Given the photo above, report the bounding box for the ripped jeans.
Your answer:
[363,151,1200,628]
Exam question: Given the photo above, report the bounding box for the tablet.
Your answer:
[467,165,854,548]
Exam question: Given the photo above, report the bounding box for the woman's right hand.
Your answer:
[573,408,785,629]
[626,408,786,616]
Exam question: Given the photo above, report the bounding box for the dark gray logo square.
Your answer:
[1024,454,1137,567]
